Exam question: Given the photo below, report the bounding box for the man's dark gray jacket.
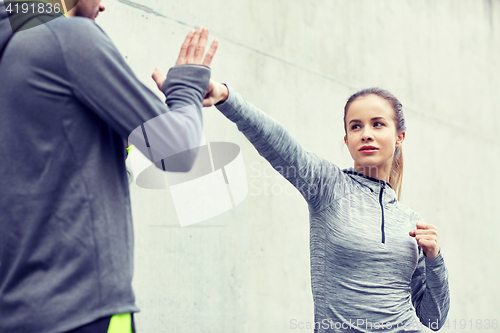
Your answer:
[0,3,210,332]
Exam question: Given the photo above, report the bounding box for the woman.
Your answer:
[151,72,451,331]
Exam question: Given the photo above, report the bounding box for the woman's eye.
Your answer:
[351,125,360,130]
[374,122,385,127]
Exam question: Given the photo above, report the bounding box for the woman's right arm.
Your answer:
[206,81,347,208]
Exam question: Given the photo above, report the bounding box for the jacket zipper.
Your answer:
[379,181,386,243]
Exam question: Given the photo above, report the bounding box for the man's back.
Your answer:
[0,6,210,332]
[0,15,142,333]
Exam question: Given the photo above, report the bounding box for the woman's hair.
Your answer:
[343,88,406,200]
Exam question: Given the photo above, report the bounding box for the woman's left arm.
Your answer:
[410,222,451,331]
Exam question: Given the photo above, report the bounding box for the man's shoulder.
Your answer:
[48,16,101,33]
[46,17,107,45]
[43,17,116,63]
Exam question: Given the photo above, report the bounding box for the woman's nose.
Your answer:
[361,129,374,141]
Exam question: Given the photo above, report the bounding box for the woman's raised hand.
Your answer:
[409,222,440,259]
[202,79,228,107]
[152,27,219,91]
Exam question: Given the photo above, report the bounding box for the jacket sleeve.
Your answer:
[215,86,348,209]
[51,18,209,171]
[410,248,451,331]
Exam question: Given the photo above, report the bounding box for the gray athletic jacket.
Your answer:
[216,87,450,333]
[0,3,209,332]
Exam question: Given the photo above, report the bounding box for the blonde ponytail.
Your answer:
[389,146,404,201]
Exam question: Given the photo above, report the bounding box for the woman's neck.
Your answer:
[354,162,391,183]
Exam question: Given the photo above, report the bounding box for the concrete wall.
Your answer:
[98,1,500,332]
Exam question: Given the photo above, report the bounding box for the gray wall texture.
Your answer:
[98,0,499,332]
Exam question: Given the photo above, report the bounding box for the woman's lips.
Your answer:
[359,146,379,154]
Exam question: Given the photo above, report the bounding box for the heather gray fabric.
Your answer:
[0,5,209,333]
[216,87,450,333]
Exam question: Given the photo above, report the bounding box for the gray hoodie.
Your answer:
[0,2,209,332]
[216,87,450,333]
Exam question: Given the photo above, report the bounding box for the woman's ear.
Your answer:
[396,132,406,147]
[344,135,348,146]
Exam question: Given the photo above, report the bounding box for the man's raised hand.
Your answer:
[152,27,218,91]
[176,27,218,67]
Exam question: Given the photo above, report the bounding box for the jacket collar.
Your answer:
[343,167,397,201]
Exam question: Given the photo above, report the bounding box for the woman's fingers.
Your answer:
[202,97,216,107]
[409,222,440,259]
[202,80,218,107]
[415,234,437,243]
[409,222,436,236]
[202,80,228,107]
[412,230,438,239]
[418,239,437,252]
[416,221,431,230]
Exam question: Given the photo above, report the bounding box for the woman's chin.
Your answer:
[354,160,380,169]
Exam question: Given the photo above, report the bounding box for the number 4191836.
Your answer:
[5,2,61,15]
[442,319,498,330]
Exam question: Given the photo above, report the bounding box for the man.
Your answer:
[68,0,106,21]
[0,1,217,332]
